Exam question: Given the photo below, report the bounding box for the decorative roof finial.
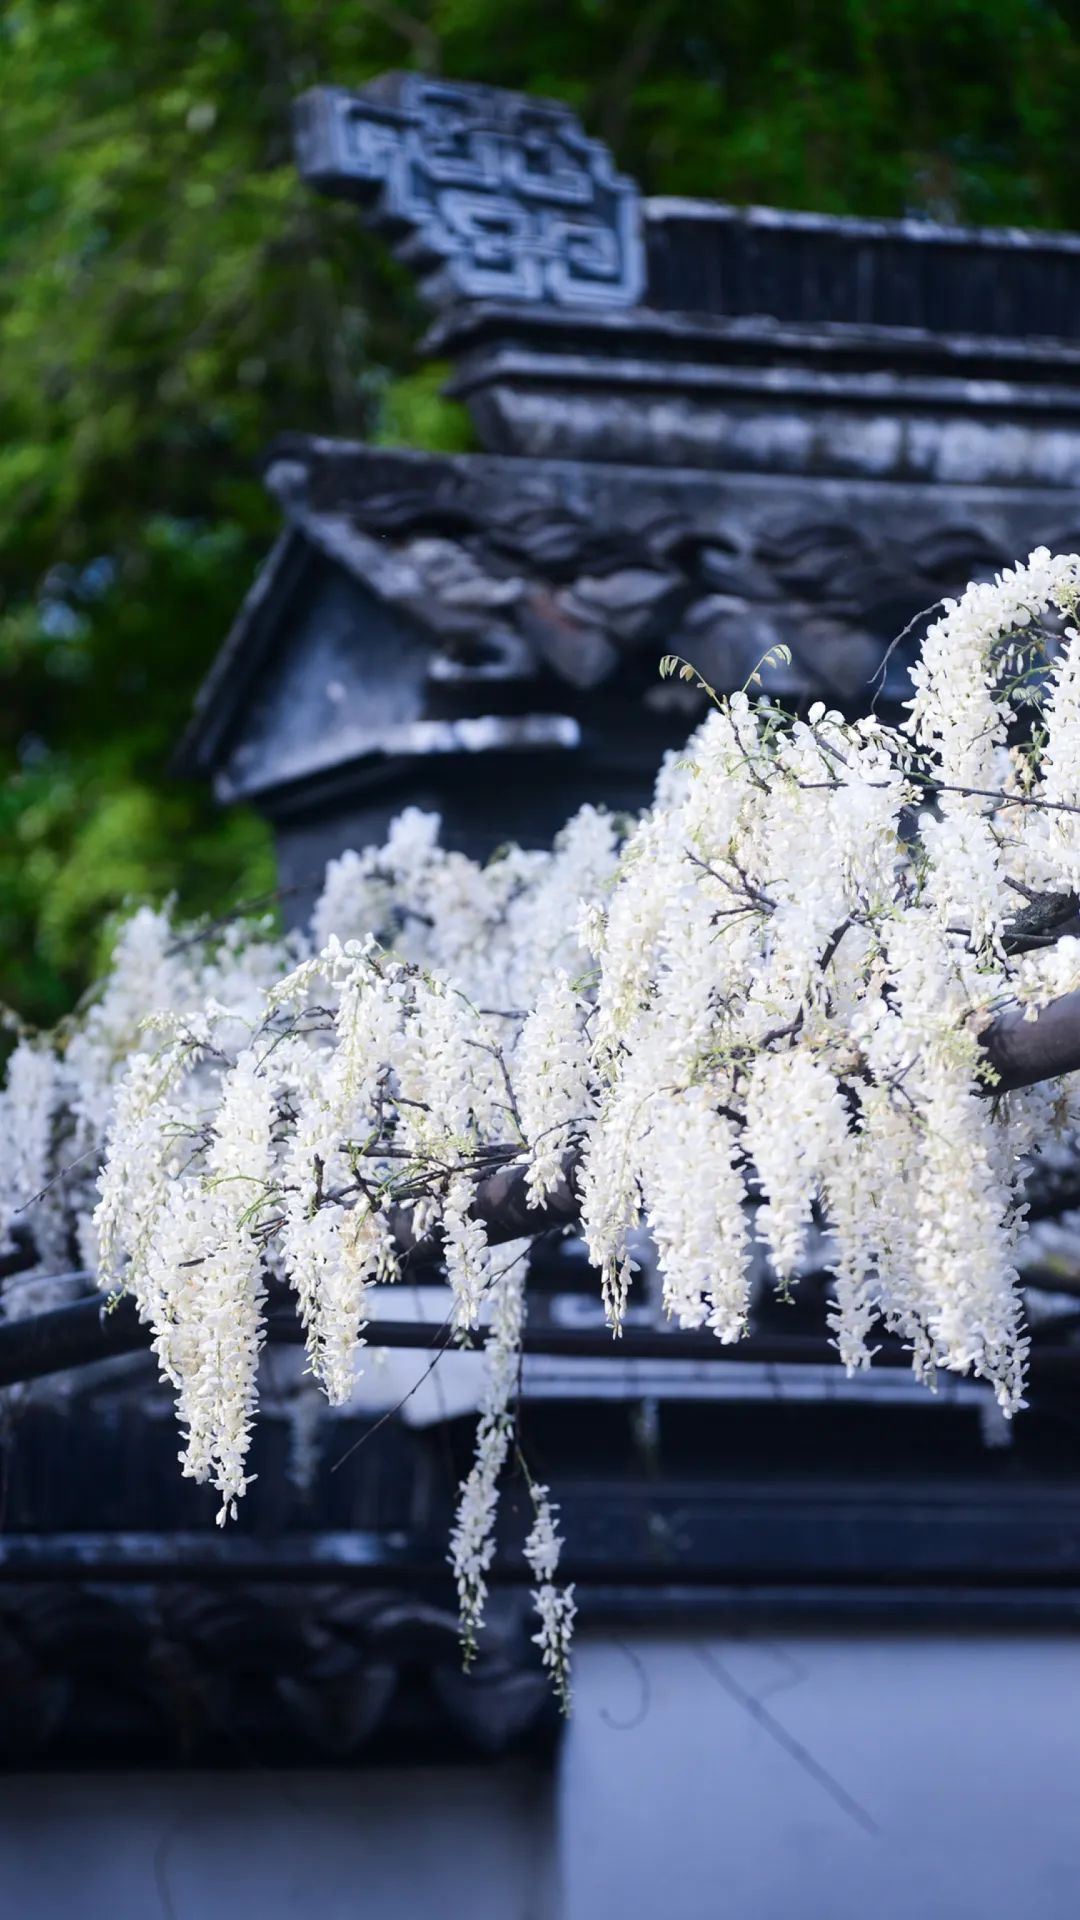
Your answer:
[293,73,645,311]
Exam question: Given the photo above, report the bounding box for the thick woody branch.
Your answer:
[1003,889,1080,954]
[981,989,1080,1094]
[389,1154,580,1257]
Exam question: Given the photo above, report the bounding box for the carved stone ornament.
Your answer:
[293,73,645,310]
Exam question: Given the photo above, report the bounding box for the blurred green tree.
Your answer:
[5,0,1080,1021]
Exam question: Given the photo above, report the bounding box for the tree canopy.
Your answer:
[7,0,1080,1023]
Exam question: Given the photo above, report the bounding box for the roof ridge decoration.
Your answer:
[293,73,645,310]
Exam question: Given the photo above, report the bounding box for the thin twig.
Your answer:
[330,1313,456,1473]
[13,1144,100,1215]
[869,598,946,711]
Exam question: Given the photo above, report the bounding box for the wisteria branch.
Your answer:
[5,965,1080,1390]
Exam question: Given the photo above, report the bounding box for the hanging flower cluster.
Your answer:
[6,550,1080,1690]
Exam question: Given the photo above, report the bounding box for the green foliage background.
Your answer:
[5,0,1080,1022]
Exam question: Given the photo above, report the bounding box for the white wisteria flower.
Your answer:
[7,549,1080,1680]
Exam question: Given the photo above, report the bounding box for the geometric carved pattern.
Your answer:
[293,73,645,310]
